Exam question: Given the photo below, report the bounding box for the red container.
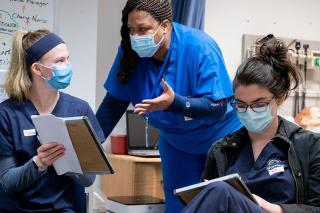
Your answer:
[110,135,127,155]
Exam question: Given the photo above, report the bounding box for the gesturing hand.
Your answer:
[134,79,175,115]
[34,142,65,170]
[253,194,284,213]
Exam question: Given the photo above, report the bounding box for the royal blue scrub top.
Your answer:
[105,22,241,154]
[0,92,105,211]
[225,140,296,204]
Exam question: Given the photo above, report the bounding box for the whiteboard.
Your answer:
[0,0,55,73]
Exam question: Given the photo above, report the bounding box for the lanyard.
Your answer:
[143,36,173,139]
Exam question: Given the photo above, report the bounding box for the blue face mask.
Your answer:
[39,63,73,90]
[130,24,164,58]
[237,106,274,133]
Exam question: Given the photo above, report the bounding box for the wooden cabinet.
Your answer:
[101,154,164,199]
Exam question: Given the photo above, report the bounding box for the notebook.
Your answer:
[126,110,160,157]
[32,115,114,175]
[174,173,257,205]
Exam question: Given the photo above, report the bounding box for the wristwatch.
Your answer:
[32,156,47,173]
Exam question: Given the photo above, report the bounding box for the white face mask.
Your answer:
[130,24,165,58]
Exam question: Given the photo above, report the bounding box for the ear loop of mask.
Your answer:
[35,63,52,81]
[157,25,166,47]
[152,24,163,41]
[153,24,167,48]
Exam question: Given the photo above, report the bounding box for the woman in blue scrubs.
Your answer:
[96,0,242,212]
[183,35,320,212]
[0,29,104,212]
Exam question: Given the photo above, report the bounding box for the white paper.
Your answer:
[31,114,83,175]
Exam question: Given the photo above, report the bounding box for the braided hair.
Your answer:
[233,34,301,100]
[118,0,172,84]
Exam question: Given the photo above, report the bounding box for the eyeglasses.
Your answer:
[231,97,274,113]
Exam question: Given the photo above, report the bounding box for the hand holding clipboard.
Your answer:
[32,114,114,175]
[174,173,257,205]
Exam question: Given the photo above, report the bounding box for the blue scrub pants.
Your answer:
[159,136,207,213]
[182,182,264,213]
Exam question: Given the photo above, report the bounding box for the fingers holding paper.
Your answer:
[36,142,65,169]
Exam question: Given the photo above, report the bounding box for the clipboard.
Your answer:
[174,173,257,205]
[64,116,114,174]
[31,114,114,175]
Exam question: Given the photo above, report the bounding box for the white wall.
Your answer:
[96,0,127,108]
[96,0,128,139]
[204,0,320,78]
[54,0,99,110]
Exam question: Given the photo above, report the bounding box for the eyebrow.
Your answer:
[54,56,68,61]
[236,97,270,103]
[127,23,152,28]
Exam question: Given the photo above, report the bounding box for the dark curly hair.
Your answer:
[117,0,172,84]
[233,34,301,100]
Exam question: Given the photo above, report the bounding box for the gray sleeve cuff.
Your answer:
[167,93,190,115]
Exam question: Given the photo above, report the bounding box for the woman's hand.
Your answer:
[34,142,65,170]
[134,79,174,115]
[253,194,284,213]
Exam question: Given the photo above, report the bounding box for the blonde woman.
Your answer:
[0,29,104,212]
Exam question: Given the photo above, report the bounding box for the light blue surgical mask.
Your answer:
[38,63,73,90]
[130,24,164,58]
[237,106,274,133]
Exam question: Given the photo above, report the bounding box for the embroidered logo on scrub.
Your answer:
[266,158,284,176]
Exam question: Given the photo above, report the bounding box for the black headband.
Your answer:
[25,33,64,67]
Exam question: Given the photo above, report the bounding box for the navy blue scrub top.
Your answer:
[0,92,105,211]
[104,22,242,154]
[225,140,296,204]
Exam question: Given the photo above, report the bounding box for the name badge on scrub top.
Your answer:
[266,158,285,176]
[23,129,36,137]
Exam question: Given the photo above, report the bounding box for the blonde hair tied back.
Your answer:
[4,29,50,102]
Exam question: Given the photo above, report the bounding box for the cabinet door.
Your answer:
[101,156,164,199]
[133,162,163,198]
